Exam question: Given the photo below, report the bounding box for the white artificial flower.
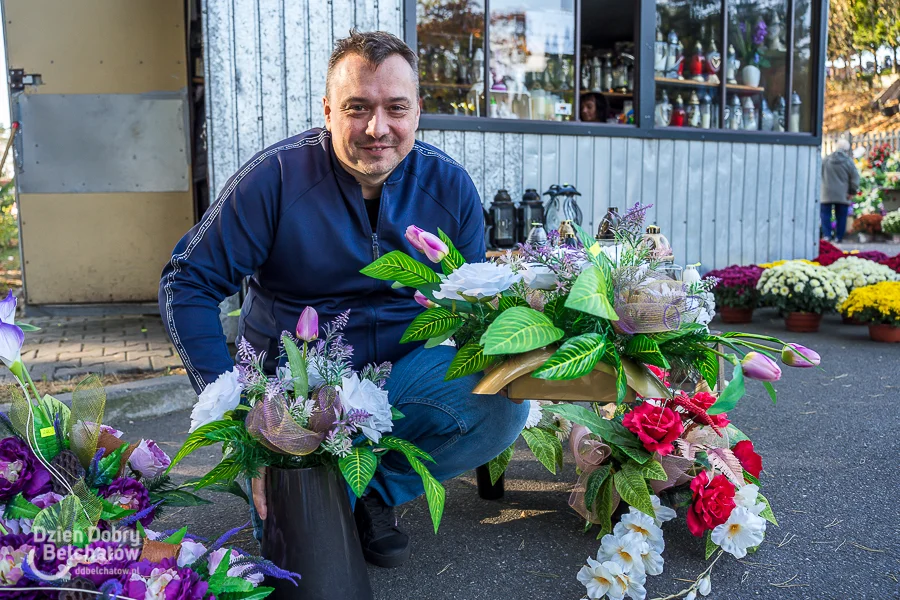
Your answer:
[338,373,393,443]
[598,532,646,575]
[555,416,573,442]
[733,484,766,516]
[698,575,712,596]
[190,368,242,432]
[711,506,767,559]
[433,262,522,302]
[276,365,295,392]
[685,592,697,600]
[638,540,664,576]
[614,509,665,553]
[519,262,558,290]
[523,400,543,428]
[177,539,208,567]
[610,561,647,600]
[650,495,677,527]
[577,558,626,600]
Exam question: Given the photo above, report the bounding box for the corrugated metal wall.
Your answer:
[204,0,821,270]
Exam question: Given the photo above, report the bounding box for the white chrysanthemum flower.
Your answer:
[433,262,522,301]
[711,506,767,558]
[598,532,646,575]
[555,417,573,442]
[650,495,677,527]
[614,509,665,553]
[577,557,625,600]
[523,400,543,429]
[810,279,820,287]
[190,367,242,432]
[733,483,766,516]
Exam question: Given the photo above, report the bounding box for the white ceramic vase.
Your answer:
[742,65,761,88]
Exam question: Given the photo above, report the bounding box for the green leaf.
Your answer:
[408,456,445,533]
[583,465,612,513]
[95,445,128,485]
[521,428,562,475]
[15,322,41,332]
[705,531,719,559]
[339,447,379,498]
[205,480,250,503]
[3,494,40,519]
[99,497,136,522]
[542,297,567,328]
[498,295,528,311]
[600,346,628,404]
[390,406,405,420]
[424,326,460,349]
[565,265,619,320]
[32,495,93,548]
[694,349,720,391]
[638,459,668,481]
[572,223,604,266]
[218,587,275,600]
[624,335,670,369]
[360,250,441,287]
[487,444,515,485]
[596,476,614,537]
[757,492,778,526]
[207,549,233,594]
[195,458,243,490]
[215,577,255,594]
[762,381,777,404]
[480,306,564,355]
[614,462,654,517]
[445,341,497,381]
[400,308,463,343]
[544,404,649,462]
[708,357,745,415]
[162,526,188,545]
[202,425,247,443]
[282,335,308,400]
[532,333,608,380]
[650,323,707,345]
[743,470,760,486]
[437,228,466,274]
[153,489,213,507]
[167,420,244,473]
[378,436,435,463]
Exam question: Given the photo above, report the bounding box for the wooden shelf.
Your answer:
[654,77,764,93]
[422,81,479,90]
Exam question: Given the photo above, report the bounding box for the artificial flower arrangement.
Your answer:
[883,210,900,235]
[827,256,900,292]
[0,291,297,599]
[851,213,883,235]
[360,206,820,599]
[732,18,770,69]
[167,307,446,533]
[757,261,849,315]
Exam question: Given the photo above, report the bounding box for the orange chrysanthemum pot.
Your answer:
[869,324,900,343]
[784,312,822,333]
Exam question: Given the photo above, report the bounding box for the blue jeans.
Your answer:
[821,203,849,242]
[248,345,530,539]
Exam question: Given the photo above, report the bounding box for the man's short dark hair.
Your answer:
[327,29,419,99]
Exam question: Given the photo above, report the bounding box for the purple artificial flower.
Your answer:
[753,19,768,46]
[0,290,23,368]
[781,343,820,368]
[296,306,319,343]
[207,548,264,586]
[30,491,63,509]
[70,540,141,586]
[0,437,52,501]
[128,439,172,479]
[741,352,782,382]
[121,557,209,600]
[0,533,62,599]
[99,477,155,526]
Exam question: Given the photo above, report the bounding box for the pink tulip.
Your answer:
[781,343,820,368]
[740,352,782,381]
[296,306,319,342]
[405,225,426,251]
[414,291,437,309]
[418,231,449,263]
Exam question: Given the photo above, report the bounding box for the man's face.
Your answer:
[324,53,420,188]
[581,97,597,122]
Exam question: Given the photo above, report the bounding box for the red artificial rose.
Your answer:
[691,392,731,429]
[732,440,763,478]
[686,471,736,537]
[646,365,671,387]
[622,401,683,456]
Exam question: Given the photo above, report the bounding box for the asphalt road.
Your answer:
[114,308,900,600]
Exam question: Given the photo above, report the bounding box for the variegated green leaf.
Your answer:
[437,228,466,274]
[498,295,528,311]
[583,464,611,513]
[600,345,628,404]
[614,462,654,517]
[379,436,435,463]
[757,492,778,526]
[480,306,564,356]
[400,308,463,343]
[705,531,719,559]
[596,476,614,537]
[487,444,515,485]
[521,427,562,475]
[167,420,244,473]
[533,333,608,380]
[708,357,744,415]
[408,456,445,533]
[694,349,720,391]
[565,265,619,320]
[624,335,670,369]
[195,458,243,489]
[445,342,497,381]
[650,323,707,345]
[360,250,441,287]
[339,447,378,498]
[638,459,668,481]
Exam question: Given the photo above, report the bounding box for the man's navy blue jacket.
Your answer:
[159,128,485,393]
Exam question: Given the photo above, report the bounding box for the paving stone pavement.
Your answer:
[1,314,181,383]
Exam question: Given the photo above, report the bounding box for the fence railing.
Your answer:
[823,130,900,157]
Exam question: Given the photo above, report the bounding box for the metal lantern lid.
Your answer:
[688,91,700,105]
[522,188,541,203]
[730,94,741,107]
[559,183,582,196]
[493,189,514,204]
[543,184,562,198]
[526,222,549,246]
[642,224,674,262]
[791,91,802,106]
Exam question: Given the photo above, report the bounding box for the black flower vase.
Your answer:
[261,466,374,600]
[475,464,505,500]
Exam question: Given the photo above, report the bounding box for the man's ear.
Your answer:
[323,96,332,131]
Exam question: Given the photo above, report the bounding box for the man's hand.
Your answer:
[252,470,267,520]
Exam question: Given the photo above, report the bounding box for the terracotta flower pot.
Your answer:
[784,312,822,333]
[869,323,900,343]
[719,306,754,324]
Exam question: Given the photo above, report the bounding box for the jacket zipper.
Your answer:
[372,232,380,260]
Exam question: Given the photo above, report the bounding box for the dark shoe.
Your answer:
[354,491,411,568]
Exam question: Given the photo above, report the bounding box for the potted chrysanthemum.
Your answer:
[883,210,900,243]
[827,257,900,324]
[840,281,900,342]
[757,262,849,332]
[704,265,764,323]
